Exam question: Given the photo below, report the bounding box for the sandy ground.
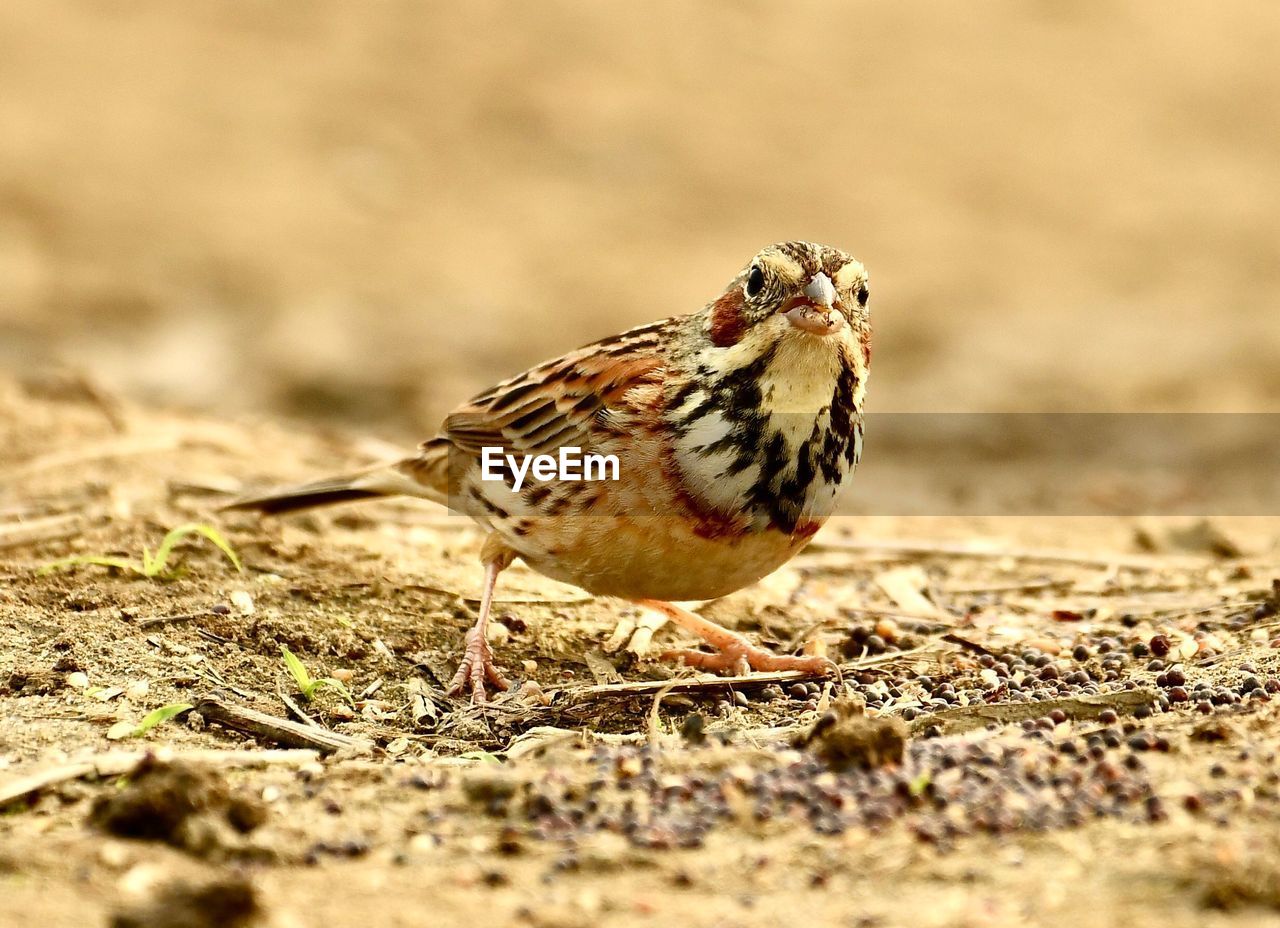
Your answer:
[3,2,1280,926]
[4,380,1280,928]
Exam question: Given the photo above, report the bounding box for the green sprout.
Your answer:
[105,703,194,741]
[281,646,354,704]
[908,771,932,798]
[38,523,243,579]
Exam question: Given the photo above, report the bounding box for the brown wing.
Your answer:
[437,319,671,460]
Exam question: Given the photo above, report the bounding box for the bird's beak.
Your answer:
[783,272,843,336]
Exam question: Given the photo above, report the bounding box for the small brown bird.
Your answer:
[226,241,871,702]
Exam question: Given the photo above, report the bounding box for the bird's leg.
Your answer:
[447,538,515,703]
[638,599,834,676]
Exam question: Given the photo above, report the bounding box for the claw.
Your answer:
[447,626,510,704]
[660,639,834,676]
[640,598,835,679]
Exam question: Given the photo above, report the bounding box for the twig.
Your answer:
[564,672,811,700]
[196,693,373,755]
[5,434,182,479]
[277,688,324,730]
[647,679,680,742]
[810,537,1213,571]
[941,633,996,656]
[560,647,941,701]
[909,688,1159,737]
[0,748,318,808]
[0,514,82,551]
[136,611,214,629]
[942,578,1074,595]
[70,372,128,433]
[838,606,962,625]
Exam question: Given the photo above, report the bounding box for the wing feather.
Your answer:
[431,322,672,460]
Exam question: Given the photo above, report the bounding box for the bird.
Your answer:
[225,241,871,703]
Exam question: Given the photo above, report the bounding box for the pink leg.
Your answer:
[447,559,511,704]
[638,599,835,677]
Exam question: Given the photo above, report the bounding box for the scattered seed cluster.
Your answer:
[444,723,1271,856]
[431,608,1280,853]
[722,611,1280,733]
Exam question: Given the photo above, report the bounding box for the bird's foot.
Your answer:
[660,630,834,676]
[447,626,510,704]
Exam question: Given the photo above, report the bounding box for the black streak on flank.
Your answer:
[474,492,510,522]
[748,430,793,531]
[822,360,860,479]
[666,379,701,416]
[524,485,552,508]
[781,424,819,506]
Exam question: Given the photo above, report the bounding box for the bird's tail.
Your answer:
[223,441,452,516]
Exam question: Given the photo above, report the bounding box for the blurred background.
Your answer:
[2,0,1278,444]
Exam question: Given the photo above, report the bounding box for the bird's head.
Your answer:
[706,241,870,356]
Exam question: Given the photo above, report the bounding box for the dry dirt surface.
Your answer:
[3,2,1280,925]
[4,380,1280,928]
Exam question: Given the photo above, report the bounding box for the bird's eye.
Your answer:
[745,265,765,298]
[856,283,869,306]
